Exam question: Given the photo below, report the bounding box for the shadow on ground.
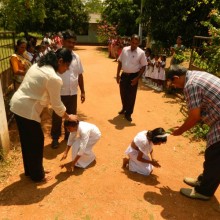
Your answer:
[122,168,160,186]
[0,172,69,205]
[108,115,136,130]
[0,161,96,206]
[144,186,220,219]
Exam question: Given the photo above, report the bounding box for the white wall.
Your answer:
[0,79,10,158]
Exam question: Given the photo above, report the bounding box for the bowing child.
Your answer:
[123,127,168,176]
[60,120,101,172]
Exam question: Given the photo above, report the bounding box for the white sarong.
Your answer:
[125,145,153,176]
[72,134,100,168]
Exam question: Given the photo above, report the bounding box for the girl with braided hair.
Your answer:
[123,127,168,176]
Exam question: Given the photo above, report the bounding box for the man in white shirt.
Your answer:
[116,34,146,122]
[51,30,85,148]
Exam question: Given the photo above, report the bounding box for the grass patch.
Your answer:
[0,147,21,183]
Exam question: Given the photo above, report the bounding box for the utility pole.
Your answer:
[138,0,143,45]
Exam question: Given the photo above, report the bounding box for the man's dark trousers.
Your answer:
[195,141,220,196]
[51,95,77,140]
[119,72,138,116]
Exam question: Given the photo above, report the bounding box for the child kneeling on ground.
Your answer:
[60,120,101,172]
[123,127,168,176]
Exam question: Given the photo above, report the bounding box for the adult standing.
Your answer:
[10,49,76,182]
[116,34,146,122]
[167,65,220,200]
[170,35,185,65]
[51,30,85,148]
[10,39,32,89]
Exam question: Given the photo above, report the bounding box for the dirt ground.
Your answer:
[0,45,220,220]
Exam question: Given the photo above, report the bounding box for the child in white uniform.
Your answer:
[123,127,168,176]
[157,55,166,91]
[152,54,160,89]
[61,120,101,171]
[143,48,152,83]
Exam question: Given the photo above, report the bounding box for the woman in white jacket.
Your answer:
[10,49,77,182]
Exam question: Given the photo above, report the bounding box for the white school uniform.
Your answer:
[144,56,151,77]
[67,121,101,168]
[152,60,160,80]
[125,130,153,176]
[158,61,166,80]
[147,59,154,79]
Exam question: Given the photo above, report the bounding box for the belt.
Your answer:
[123,72,138,75]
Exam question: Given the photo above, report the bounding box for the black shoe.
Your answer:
[51,139,59,149]
[125,114,132,122]
[118,109,125,114]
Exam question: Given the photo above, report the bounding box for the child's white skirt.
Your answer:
[125,145,153,176]
[72,135,100,168]
[158,69,166,80]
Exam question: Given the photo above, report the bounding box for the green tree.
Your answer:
[82,0,104,13]
[42,0,89,34]
[0,0,89,35]
[141,0,220,47]
[0,0,46,33]
[192,9,220,75]
[102,0,140,36]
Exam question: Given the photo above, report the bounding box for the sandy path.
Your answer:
[0,46,219,220]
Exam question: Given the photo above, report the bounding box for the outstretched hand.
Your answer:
[166,126,181,136]
[68,114,78,122]
[60,153,67,161]
[60,162,75,172]
[151,159,161,168]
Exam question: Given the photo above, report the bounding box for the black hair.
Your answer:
[55,48,72,63]
[64,120,79,128]
[166,65,187,81]
[16,38,27,46]
[37,48,72,71]
[131,34,140,41]
[147,127,167,144]
[62,29,77,41]
[161,54,166,61]
[26,42,34,51]
[145,48,152,54]
[15,38,27,52]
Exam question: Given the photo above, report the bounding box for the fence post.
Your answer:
[0,78,10,159]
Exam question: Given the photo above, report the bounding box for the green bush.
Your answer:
[189,123,210,140]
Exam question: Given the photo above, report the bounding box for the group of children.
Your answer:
[142,48,167,92]
[60,118,168,177]
[108,36,130,61]
[25,32,63,65]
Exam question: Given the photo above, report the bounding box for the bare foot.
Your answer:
[122,158,129,169]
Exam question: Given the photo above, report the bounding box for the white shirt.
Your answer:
[118,46,147,73]
[10,64,66,122]
[67,121,101,156]
[43,37,52,45]
[134,130,153,157]
[57,51,83,96]
[26,51,34,62]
